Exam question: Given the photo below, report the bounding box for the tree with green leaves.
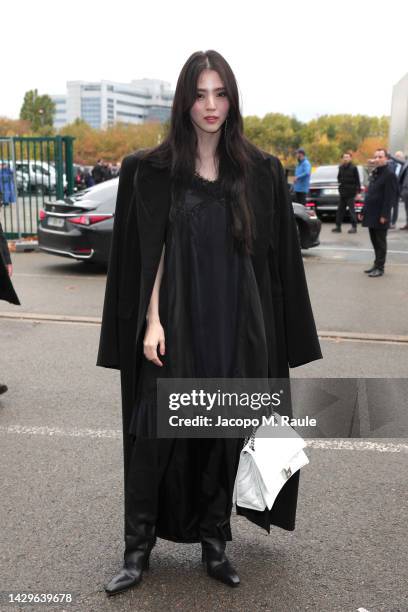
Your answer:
[20,89,55,132]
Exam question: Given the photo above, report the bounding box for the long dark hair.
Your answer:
[139,50,263,254]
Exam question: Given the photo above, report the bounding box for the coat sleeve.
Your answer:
[270,156,323,368]
[0,222,11,265]
[381,171,398,219]
[354,166,361,192]
[96,154,140,369]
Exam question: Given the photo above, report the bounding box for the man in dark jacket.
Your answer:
[91,159,107,184]
[333,152,361,233]
[357,149,399,277]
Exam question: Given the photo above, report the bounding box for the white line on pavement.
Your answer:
[13,272,102,280]
[313,246,408,255]
[0,425,407,452]
[0,424,120,438]
[1,312,408,345]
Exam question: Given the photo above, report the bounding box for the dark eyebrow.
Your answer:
[196,87,226,92]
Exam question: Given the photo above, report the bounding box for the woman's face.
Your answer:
[190,69,230,135]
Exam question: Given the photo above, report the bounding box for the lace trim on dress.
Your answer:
[193,170,220,184]
[169,173,226,221]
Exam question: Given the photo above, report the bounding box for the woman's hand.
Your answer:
[143,319,166,366]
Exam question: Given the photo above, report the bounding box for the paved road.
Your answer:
[0,217,407,612]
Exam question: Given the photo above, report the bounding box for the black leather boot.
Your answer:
[201,537,240,587]
[104,532,156,596]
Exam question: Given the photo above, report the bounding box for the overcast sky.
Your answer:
[2,0,407,122]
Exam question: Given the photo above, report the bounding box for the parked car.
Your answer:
[293,201,321,249]
[38,178,321,265]
[1,160,67,195]
[306,164,369,219]
[38,179,116,263]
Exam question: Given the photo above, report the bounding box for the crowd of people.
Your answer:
[74,159,121,191]
[290,146,407,277]
[291,146,408,230]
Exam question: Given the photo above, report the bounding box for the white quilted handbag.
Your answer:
[232,412,310,512]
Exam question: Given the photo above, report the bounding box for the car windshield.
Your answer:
[311,166,338,180]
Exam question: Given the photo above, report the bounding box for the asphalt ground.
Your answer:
[0,216,407,612]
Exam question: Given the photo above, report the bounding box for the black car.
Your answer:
[38,179,321,265]
[293,201,321,248]
[307,164,369,219]
[38,179,116,264]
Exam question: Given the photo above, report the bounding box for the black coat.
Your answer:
[96,148,323,535]
[337,162,360,197]
[362,165,399,229]
[0,221,20,305]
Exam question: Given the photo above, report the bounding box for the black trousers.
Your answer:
[336,194,357,227]
[294,191,306,205]
[368,227,387,271]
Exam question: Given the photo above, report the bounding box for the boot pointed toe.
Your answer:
[201,537,240,588]
[207,560,240,587]
[104,541,153,596]
[104,566,143,596]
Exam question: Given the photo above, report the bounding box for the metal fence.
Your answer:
[0,136,74,238]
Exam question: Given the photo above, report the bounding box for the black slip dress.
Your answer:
[126,171,269,543]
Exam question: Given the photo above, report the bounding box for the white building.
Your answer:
[51,78,174,129]
[389,73,408,155]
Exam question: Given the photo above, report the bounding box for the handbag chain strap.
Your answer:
[243,410,277,451]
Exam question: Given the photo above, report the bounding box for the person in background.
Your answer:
[0,219,21,395]
[74,167,85,191]
[111,162,121,178]
[293,148,311,205]
[398,156,408,230]
[104,162,113,180]
[357,148,399,277]
[0,163,16,207]
[84,168,95,188]
[333,151,361,233]
[387,151,405,229]
[92,159,107,184]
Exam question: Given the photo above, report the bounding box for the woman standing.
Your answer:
[97,50,322,596]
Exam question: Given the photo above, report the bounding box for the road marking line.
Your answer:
[0,312,101,324]
[1,312,408,346]
[318,331,408,344]
[13,273,102,280]
[314,246,408,255]
[0,425,407,452]
[307,440,408,453]
[0,425,121,438]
